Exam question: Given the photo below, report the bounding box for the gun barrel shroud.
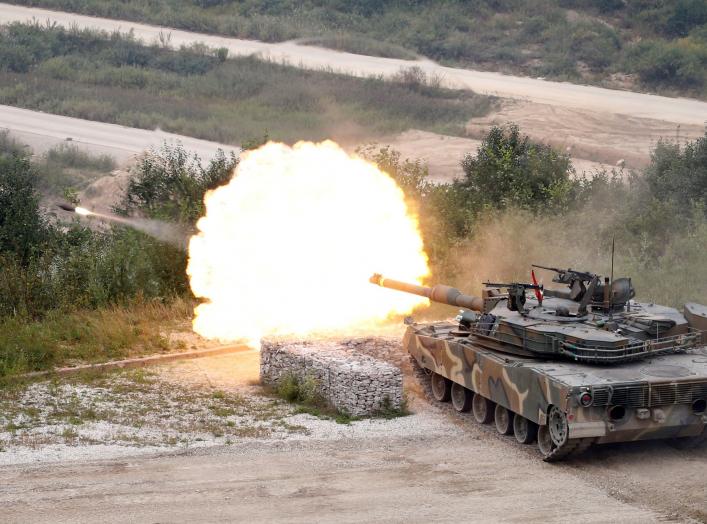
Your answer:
[369,274,484,312]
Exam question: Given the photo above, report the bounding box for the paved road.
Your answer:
[2,3,707,126]
[0,104,239,163]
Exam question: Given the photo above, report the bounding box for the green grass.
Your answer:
[0,24,491,145]
[1,130,116,195]
[6,0,707,96]
[0,297,193,380]
[36,142,116,194]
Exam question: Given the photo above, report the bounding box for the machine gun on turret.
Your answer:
[532,264,635,312]
[531,264,599,304]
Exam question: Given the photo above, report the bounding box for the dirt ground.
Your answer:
[1,347,705,523]
[382,98,706,184]
[466,99,706,169]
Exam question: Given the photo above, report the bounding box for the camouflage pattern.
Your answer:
[373,268,707,454]
[405,321,707,443]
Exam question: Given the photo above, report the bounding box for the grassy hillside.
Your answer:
[0,24,491,145]
[7,0,707,97]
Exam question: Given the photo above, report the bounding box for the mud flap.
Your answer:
[568,421,607,439]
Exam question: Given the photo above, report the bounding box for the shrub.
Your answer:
[646,133,707,209]
[276,373,323,406]
[118,143,237,224]
[7,0,707,95]
[0,152,50,264]
[459,124,576,211]
[44,143,115,172]
[626,40,705,89]
[662,0,707,38]
[569,22,621,70]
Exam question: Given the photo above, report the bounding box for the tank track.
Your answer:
[669,429,707,450]
[542,437,595,462]
[409,355,594,462]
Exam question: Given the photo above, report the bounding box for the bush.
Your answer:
[646,133,707,210]
[569,22,621,70]
[8,0,707,95]
[626,40,705,89]
[44,143,115,171]
[276,373,322,406]
[662,0,707,38]
[0,152,49,264]
[0,142,204,320]
[0,23,490,144]
[459,124,576,211]
[118,143,237,224]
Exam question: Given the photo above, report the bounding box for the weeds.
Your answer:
[7,0,706,95]
[0,23,490,144]
[0,367,298,449]
[0,298,193,378]
[35,143,116,194]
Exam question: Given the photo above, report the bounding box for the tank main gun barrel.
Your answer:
[369,273,484,312]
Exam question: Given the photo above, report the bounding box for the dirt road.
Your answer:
[1,351,705,523]
[0,104,239,163]
[0,438,666,523]
[1,3,706,126]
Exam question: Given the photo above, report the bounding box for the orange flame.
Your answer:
[187,141,429,345]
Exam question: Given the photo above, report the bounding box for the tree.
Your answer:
[646,132,707,210]
[459,124,576,211]
[118,143,238,224]
[664,0,707,37]
[0,152,49,264]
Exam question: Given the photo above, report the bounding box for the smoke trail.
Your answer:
[64,206,190,249]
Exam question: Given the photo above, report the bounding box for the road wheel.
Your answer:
[494,405,514,435]
[547,406,569,448]
[430,373,451,402]
[513,415,538,444]
[537,425,555,457]
[451,383,473,412]
[472,394,494,424]
[538,406,572,461]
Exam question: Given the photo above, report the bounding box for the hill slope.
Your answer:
[5,0,707,97]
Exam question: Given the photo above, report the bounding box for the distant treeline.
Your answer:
[6,0,707,96]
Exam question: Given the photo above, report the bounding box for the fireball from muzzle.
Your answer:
[187,140,429,344]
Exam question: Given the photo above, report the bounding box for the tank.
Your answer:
[370,268,707,461]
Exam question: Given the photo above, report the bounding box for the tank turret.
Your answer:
[371,268,702,364]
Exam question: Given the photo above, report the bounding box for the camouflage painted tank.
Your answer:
[370,267,707,461]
